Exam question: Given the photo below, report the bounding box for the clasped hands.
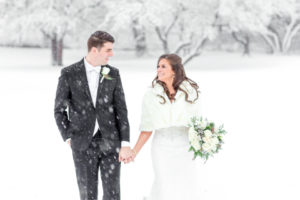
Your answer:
[118,147,136,164]
[67,139,136,164]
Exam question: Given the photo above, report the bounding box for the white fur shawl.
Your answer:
[139,80,202,132]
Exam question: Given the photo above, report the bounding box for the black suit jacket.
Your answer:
[54,59,130,151]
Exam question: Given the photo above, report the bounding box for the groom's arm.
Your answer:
[113,69,130,143]
[54,69,71,141]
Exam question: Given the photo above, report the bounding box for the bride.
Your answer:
[130,53,202,200]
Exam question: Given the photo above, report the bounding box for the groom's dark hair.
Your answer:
[87,31,115,52]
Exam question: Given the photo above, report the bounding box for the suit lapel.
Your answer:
[95,66,104,108]
[78,59,95,109]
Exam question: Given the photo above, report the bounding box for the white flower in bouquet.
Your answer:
[204,130,212,137]
[188,127,198,138]
[199,121,207,129]
[203,142,217,152]
[188,127,201,150]
[211,144,217,152]
[202,143,213,153]
[203,136,218,149]
[211,137,219,145]
[191,140,201,151]
[202,143,210,152]
[202,136,210,143]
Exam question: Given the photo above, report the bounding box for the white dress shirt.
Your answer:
[66,58,129,147]
[84,57,101,135]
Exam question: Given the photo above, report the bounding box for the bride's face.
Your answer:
[157,59,175,83]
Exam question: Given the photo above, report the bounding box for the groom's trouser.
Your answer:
[71,130,121,200]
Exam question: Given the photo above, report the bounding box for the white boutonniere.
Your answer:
[100,67,112,83]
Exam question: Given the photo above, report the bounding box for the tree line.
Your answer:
[1,0,300,66]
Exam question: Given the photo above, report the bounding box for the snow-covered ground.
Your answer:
[0,47,299,200]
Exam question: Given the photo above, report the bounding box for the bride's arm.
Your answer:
[132,131,153,156]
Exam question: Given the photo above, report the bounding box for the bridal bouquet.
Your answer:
[188,117,226,161]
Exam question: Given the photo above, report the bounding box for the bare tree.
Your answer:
[261,1,300,54]
[104,0,219,64]
[2,0,104,66]
[103,0,148,56]
[219,0,300,54]
[34,0,104,66]
[218,0,271,55]
[144,0,220,65]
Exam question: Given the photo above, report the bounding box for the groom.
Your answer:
[54,31,133,200]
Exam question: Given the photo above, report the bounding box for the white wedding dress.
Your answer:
[147,126,202,200]
[139,81,203,200]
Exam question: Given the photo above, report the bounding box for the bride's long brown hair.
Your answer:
[152,54,199,104]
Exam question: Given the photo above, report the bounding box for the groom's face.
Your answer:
[96,42,114,65]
